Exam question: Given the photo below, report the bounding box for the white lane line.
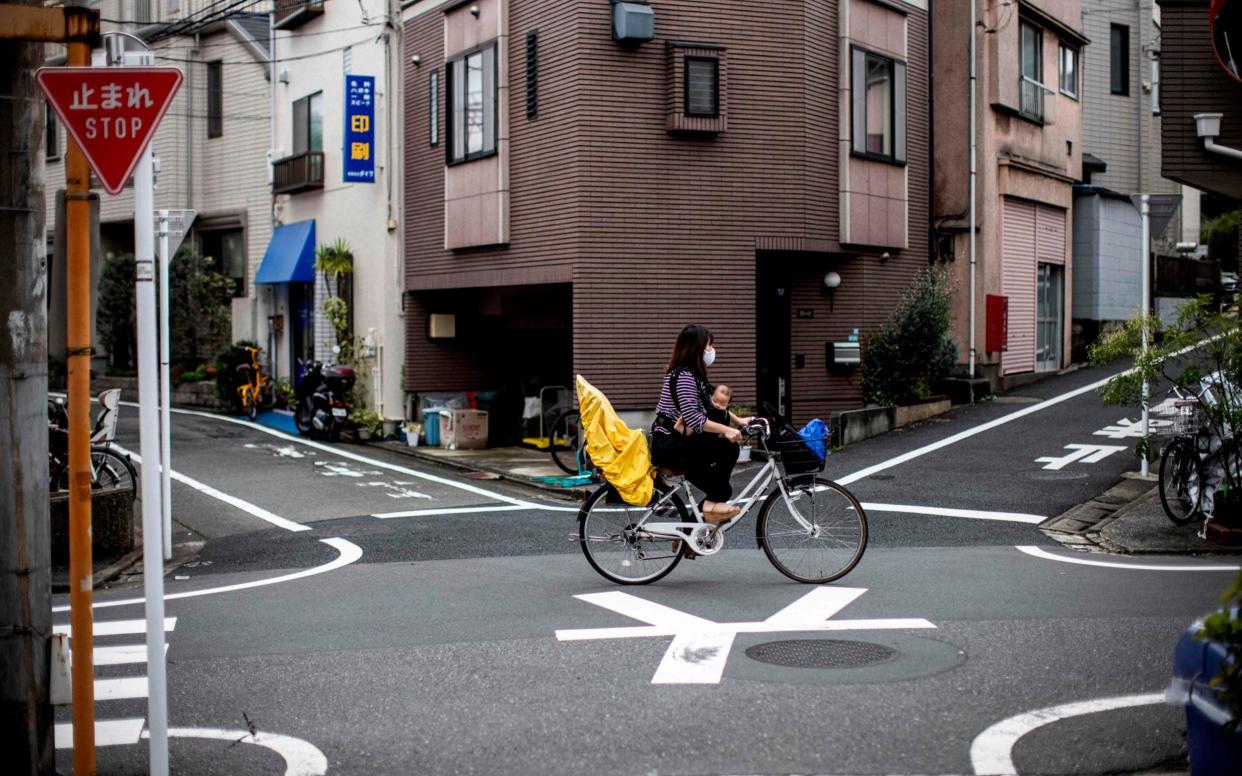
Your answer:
[95,676,148,701]
[574,591,717,629]
[54,617,176,636]
[145,728,329,776]
[52,537,363,612]
[94,643,168,666]
[652,632,736,684]
[837,375,1117,486]
[133,402,533,508]
[113,443,310,533]
[970,693,1164,775]
[862,503,1046,524]
[764,587,866,626]
[555,618,939,642]
[373,504,528,519]
[55,718,146,750]
[1016,545,1241,572]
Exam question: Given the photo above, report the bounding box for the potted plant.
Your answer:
[1091,296,1242,530]
[349,407,382,441]
[1169,570,1242,773]
[381,417,401,439]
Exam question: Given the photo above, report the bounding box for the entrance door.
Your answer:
[1036,263,1063,371]
[756,259,791,421]
[288,282,316,380]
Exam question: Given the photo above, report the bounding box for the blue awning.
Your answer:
[254,220,316,284]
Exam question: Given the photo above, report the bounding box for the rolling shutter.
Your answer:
[1001,197,1037,375]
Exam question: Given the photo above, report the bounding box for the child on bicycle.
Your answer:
[706,384,753,432]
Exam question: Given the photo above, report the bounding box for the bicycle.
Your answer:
[1154,378,1242,526]
[236,346,276,421]
[574,418,867,585]
[549,408,597,477]
[48,389,137,493]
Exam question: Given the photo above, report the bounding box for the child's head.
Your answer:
[712,384,732,408]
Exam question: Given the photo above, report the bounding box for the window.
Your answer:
[446,44,497,164]
[45,102,59,161]
[429,71,439,146]
[199,229,246,299]
[1151,52,1161,115]
[684,57,719,117]
[1111,24,1130,95]
[207,61,223,138]
[850,47,907,164]
[525,31,538,120]
[1059,44,1077,99]
[293,91,323,154]
[1019,22,1045,120]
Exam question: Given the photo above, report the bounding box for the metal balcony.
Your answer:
[274,0,326,30]
[272,151,324,195]
[1019,76,1057,125]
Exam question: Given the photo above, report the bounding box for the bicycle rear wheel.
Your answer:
[757,477,867,584]
[1159,439,1200,525]
[579,483,688,585]
[551,409,584,474]
[90,447,137,491]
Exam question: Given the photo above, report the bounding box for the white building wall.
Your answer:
[273,0,406,418]
[1072,192,1142,322]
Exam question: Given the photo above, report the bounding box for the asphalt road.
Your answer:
[53,363,1238,775]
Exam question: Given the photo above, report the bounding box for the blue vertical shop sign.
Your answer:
[344,75,376,183]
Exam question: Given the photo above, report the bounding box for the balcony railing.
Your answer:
[272,151,324,195]
[274,0,326,30]
[1019,76,1057,125]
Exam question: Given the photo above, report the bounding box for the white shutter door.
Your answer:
[1002,197,1037,375]
[1036,204,1067,265]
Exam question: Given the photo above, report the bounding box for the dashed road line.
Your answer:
[1016,544,1241,572]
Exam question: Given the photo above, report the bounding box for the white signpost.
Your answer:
[157,208,195,560]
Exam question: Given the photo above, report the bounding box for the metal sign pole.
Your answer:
[158,210,173,560]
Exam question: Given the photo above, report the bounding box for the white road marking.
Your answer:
[94,643,168,666]
[55,718,145,749]
[53,537,363,612]
[113,443,310,533]
[970,693,1164,775]
[1033,443,1127,471]
[374,504,528,518]
[862,503,1046,524]
[558,588,934,684]
[1094,418,1174,439]
[243,442,311,458]
[146,728,329,776]
[54,617,176,636]
[95,676,148,701]
[1016,545,1241,572]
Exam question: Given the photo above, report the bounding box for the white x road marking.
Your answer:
[556,588,935,684]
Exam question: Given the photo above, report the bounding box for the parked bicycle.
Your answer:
[574,418,867,585]
[236,346,276,420]
[549,408,597,477]
[1155,379,1242,525]
[48,389,137,493]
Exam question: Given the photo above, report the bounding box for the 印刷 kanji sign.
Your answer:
[36,67,183,195]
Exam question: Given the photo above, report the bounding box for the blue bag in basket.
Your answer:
[798,418,829,461]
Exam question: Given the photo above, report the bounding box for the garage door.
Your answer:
[1001,197,1066,375]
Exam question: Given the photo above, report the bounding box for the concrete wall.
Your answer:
[1072,191,1142,321]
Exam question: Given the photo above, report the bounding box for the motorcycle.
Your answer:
[293,356,356,441]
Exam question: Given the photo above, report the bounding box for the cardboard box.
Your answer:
[442,409,488,450]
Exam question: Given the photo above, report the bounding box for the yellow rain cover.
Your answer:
[576,374,653,506]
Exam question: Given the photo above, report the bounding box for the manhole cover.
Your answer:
[745,639,897,669]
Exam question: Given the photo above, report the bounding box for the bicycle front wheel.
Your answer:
[1159,439,1200,525]
[550,409,583,474]
[579,483,688,585]
[757,477,867,584]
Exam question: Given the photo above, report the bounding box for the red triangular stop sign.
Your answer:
[36,67,183,195]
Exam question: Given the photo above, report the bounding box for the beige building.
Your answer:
[934,0,1086,387]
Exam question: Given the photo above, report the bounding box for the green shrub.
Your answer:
[861,266,958,406]
[179,370,206,383]
[169,245,233,365]
[96,253,136,369]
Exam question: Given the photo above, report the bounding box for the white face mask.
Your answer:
[703,347,716,367]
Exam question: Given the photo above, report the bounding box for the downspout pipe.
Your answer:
[1194,113,1242,161]
[968,0,978,378]
[928,0,937,265]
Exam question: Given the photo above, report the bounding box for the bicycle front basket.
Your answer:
[774,426,827,479]
[1150,399,1199,437]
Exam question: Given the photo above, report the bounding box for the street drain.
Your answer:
[744,639,897,669]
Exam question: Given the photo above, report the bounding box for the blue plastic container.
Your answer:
[422,409,443,447]
[1169,615,1242,775]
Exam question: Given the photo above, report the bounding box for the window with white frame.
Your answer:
[293,91,323,154]
[1019,21,1045,120]
[446,44,497,164]
[850,46,906,164]
[1059,44,1077,99]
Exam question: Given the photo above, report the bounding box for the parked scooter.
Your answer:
[293,349,356,441]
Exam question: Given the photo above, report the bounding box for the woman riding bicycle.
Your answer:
[651,324,742,523]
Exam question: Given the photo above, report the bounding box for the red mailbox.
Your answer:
[986,294,1008,353]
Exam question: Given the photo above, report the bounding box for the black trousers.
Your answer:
[652,431,739,503]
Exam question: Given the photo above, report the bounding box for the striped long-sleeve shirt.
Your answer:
[654,368,709,435]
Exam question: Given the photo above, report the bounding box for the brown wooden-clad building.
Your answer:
[401,0,932,436]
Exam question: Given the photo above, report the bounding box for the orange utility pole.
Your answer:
[0,3,99,769]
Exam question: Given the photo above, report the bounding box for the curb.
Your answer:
[51,547,144,594]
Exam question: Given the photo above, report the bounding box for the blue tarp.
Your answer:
[254,220,316,284]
